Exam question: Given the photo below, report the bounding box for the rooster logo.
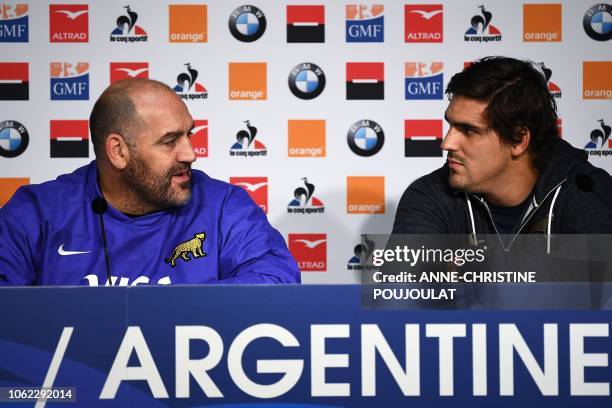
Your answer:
[465,5,501,37]
[117,5,137,33]
[288,178,319,207]
[174,63,198,92]
[172,63,207,98]
[293,177,314,206]
[230,121,266,152]
[471,5,492,33]
[348,235,376,265]
[287,177,325,213]
[110,6,147,37]
[236,120,257,148]
[586,119,611,149]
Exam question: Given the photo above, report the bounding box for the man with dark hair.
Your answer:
[393,57,612,242]
[0,78,300,285]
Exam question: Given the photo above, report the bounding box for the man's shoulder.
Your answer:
[393,165,466,234]
[405,165,454,197]
[190,169,245,206]
[397,164,463,215]
[541,139,611,205]
[188,169,267,228]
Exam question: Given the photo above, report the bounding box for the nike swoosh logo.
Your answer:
[58,244,91,256]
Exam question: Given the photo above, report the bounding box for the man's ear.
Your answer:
[511,127,531,158]
[105,133,130,170]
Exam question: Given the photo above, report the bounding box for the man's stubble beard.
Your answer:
[122,148,192,212]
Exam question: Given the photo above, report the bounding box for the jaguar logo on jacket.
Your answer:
[165,232,207,267]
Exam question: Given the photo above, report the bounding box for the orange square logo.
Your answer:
[228,62,267,100]
[169,4,207,43]
[0,178,29,207]
[288,120,326,157]
[523,4,562,42]
[347,176,384,214]
[583,61,612,99]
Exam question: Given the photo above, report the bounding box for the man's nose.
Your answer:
[441,127,459,152]
[177,136,196,163]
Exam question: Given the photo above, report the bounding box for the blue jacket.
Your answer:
[0,162,300,285]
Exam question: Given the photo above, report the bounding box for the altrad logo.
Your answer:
[288,233,327,272]
[191,120,208,157]
[404,4,443,42]
[50,4,88,43]
[230,177,268,213]
[110,62,148,84]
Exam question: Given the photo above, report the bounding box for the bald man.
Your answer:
[0,79,300,285]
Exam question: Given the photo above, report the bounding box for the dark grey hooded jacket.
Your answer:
[392,138,612,247]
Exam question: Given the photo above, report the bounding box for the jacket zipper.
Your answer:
[470,178,567,251]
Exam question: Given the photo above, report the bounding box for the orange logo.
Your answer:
[0,178,29,207]
[523,4,562,42]
[228,63,267,100]
[346,176,384,214]
[169,4,207,43]
[583,61,612,100]
[288,120,326,157]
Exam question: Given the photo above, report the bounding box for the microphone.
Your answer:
[91,197,112,286]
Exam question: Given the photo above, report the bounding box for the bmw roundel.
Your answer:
[0,120,29,158]
[347,120,384,157]
[583,4,612,41]
[288,62,326,100]
[229,5,267,42]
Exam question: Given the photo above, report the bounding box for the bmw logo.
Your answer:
[288,62,326,100]
[347,120,384,157]
[0,120,29,158]
[583,3,612,41]
[229,5,267,42]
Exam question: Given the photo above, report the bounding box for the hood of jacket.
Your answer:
[531,138,589,203]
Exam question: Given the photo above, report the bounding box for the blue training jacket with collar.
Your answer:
[0,161,300,286]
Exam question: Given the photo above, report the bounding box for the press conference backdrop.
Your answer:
[0,0,610,284]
